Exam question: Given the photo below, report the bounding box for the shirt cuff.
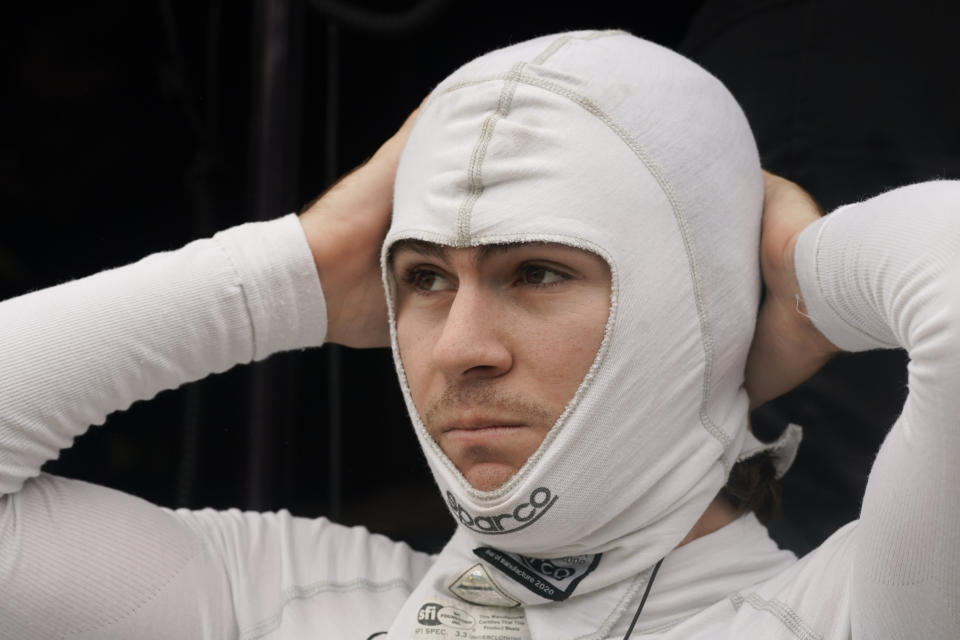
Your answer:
[794,207,898,352]
[214,214,327,360]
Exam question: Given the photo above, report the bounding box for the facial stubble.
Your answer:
[422,381,559,481]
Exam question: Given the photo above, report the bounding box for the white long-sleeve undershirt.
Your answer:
[794,181,960,639]
[0,215,433,639]
[1,183,958,638]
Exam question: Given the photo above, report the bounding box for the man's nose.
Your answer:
[431,285,512,381]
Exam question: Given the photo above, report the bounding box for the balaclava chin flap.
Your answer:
[381,30,800,600]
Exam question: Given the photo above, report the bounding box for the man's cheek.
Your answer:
[403,354,440,421]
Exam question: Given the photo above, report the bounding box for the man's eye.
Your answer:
[408,269,453,292]
[519,265,567,286]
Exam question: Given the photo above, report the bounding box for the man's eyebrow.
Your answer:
[388,240,447,269]
[476,243,527,261]
[388,240,536,270]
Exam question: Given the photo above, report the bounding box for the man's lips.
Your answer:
[439,418,527,441]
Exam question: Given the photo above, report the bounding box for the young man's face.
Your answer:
[392,241,611,491]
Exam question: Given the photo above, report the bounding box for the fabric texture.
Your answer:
[794,182,960,639]
[381,32,793,628]
[681,0,960,558]
[1,178,959,636]
[0,215,433,639]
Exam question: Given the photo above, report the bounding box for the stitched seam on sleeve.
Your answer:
[811,215,885,347]
[213,235,259,361]
[239,578,413,640]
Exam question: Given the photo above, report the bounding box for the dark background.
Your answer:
[3,0,959,555]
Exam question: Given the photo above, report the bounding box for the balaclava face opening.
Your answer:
[380,31,799,605]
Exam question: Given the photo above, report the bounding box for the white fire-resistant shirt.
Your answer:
[2,182,959,639]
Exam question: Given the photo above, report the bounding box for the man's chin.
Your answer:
[462,462,519,492]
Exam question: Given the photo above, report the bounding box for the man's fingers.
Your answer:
[762,170,824,224]
[759,170,824,271]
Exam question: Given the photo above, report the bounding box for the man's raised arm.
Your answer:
[749,175,960,639]
[0,214,326,495]
[0,107,420,638]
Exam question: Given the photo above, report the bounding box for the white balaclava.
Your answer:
[381,30,800,636]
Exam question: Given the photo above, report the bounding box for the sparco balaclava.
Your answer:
[381,30,800,639]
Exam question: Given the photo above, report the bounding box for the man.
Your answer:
[1,30,957,639]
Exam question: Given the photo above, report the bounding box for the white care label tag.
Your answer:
[412,595,531,640]
[449,563,521,608]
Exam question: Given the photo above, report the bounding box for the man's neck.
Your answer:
[676,494,742,547]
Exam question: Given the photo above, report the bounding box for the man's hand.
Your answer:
[744,171,841,409]
[299,105,421,348]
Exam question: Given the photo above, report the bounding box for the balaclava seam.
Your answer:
[390,71,734,507]
[453,29,618,245]
[382,33,802,635]
[385,25,753,552]
[420,42,734,467]
[456,61,525,246]
[504,72,733,455]
[385,230,620,506]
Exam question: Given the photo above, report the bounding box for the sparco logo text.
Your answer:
[446,487,558,534]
